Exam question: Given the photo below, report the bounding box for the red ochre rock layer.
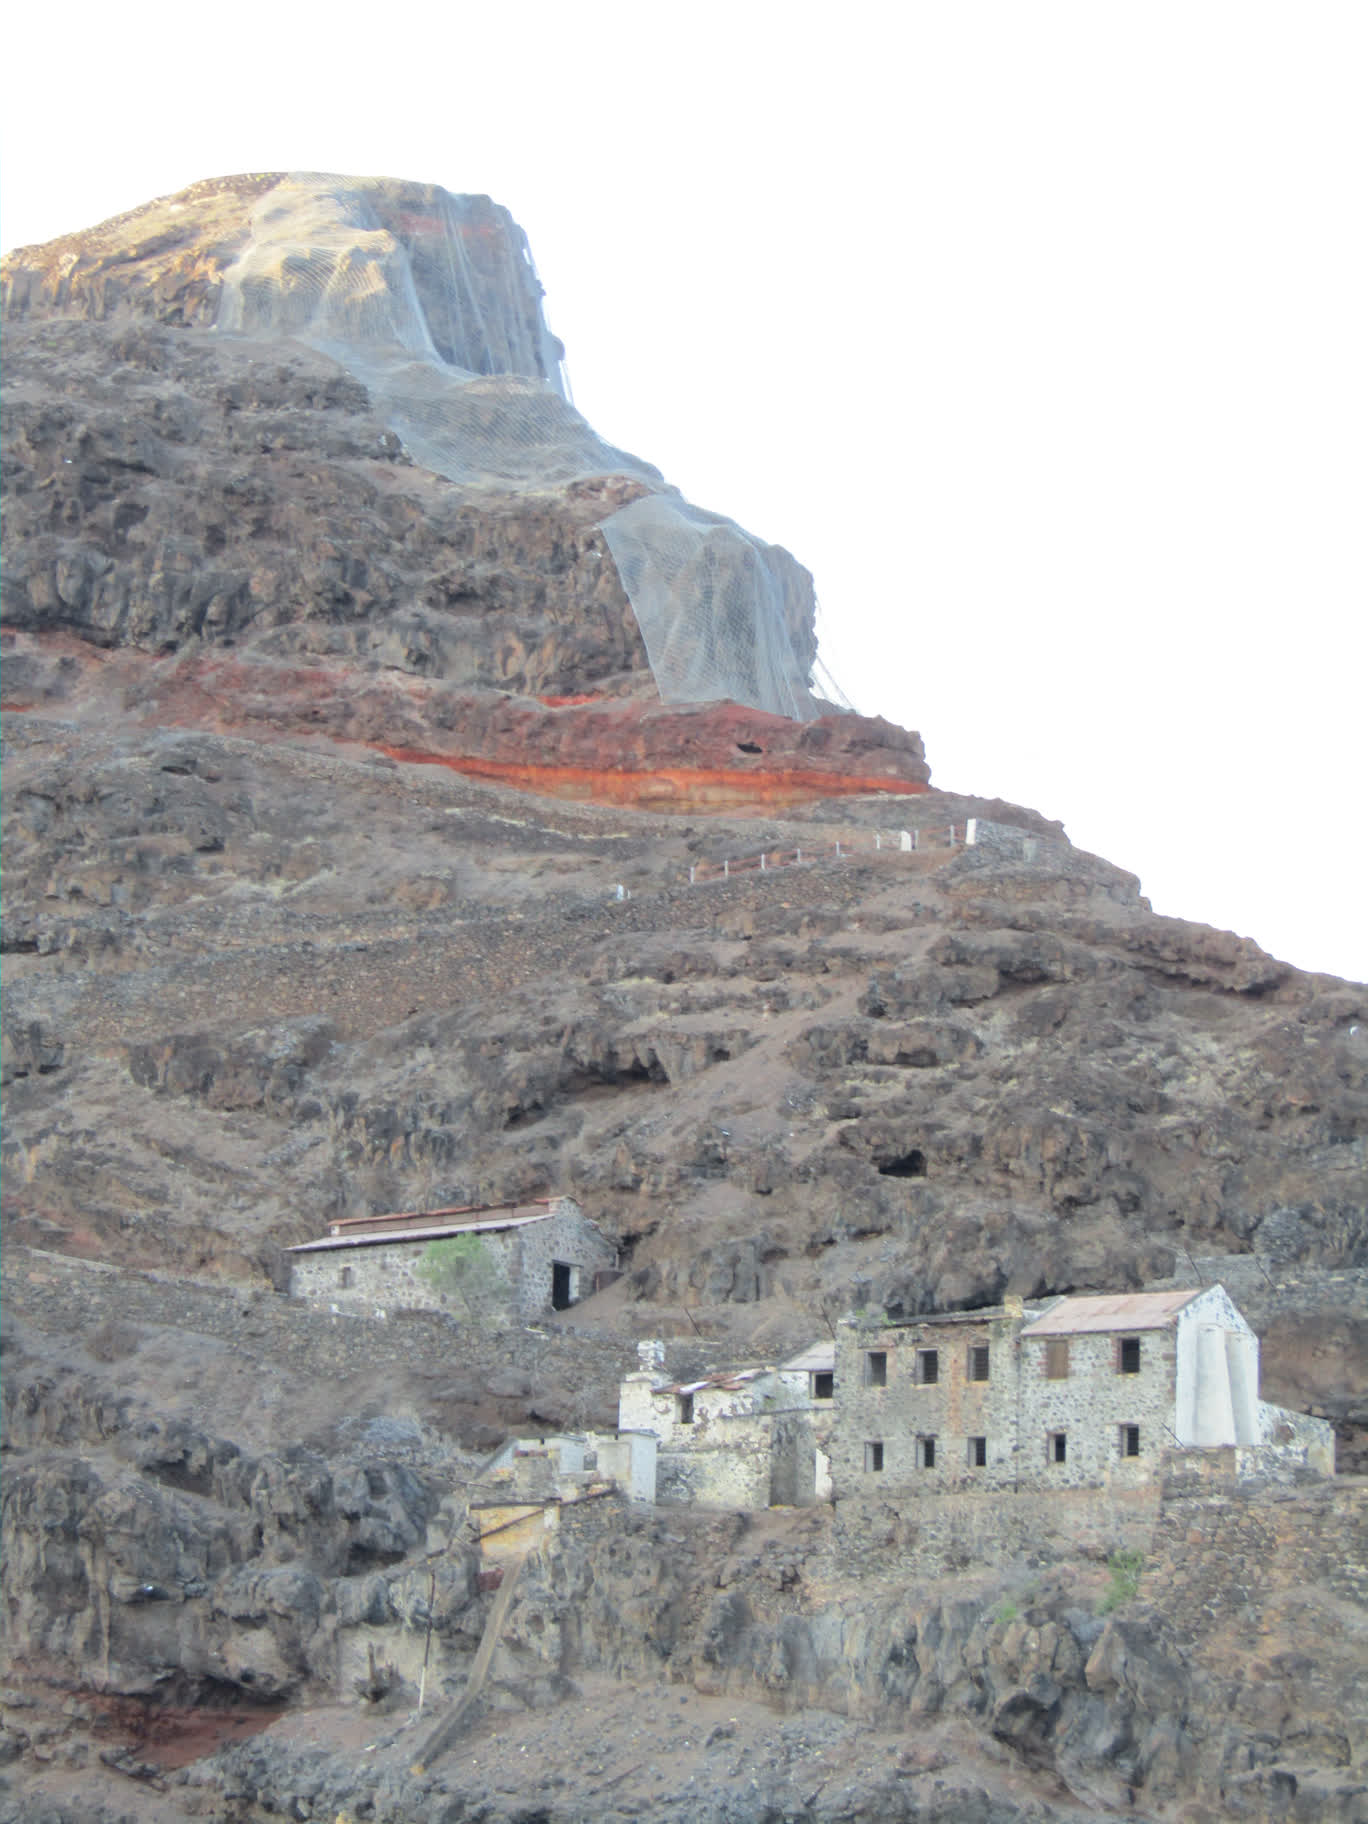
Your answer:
[2,634,931,813]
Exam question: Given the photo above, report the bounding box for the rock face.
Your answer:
[2,173,884,736]
[2,178,1366,1822]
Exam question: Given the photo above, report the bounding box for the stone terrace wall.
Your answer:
[834,1484,1161,1579]
[1148,1474,1368,1622]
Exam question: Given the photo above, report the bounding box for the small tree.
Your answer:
[415,1234,508,1318]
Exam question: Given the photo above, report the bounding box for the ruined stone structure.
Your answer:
[833,1286,1335,1498]
[618,1341,834,1507]
[287,1196,616,1323]
[611,1287,1334,1515]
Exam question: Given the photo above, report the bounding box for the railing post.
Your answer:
[724,859,729,879]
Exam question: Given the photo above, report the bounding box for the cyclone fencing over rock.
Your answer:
[215,173,842,721]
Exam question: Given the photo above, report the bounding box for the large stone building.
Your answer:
[287,1196,617,1322]
[832,1286,1334,1496]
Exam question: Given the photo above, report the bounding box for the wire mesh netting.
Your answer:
[216,174,846,719]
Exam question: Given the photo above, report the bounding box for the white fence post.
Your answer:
[965,818,978,846]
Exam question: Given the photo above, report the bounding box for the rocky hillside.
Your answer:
[2,178,1366,1822]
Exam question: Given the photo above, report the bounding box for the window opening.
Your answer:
[676,1393,695,1425]
[1118,1336,1141,1374]
[968,1436,987,1467]
[917,1435,937,1470]
[968,1344,990,1382]
[1044,1339,1070,1380]
[1049,1431,1067,1464]
[865,1350,887,1388]
[864,1440,884,1473]
[1121,1424,1141,1458]
[812,1370,835,1401]
[916,1348,939,1385]
[339,1265,353,1288]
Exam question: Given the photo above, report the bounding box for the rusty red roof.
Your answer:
[329,1197,562,1231]
[286,1211,553,1254]
[1020,1288,1204,1337]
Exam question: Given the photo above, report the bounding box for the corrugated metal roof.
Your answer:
[1020,1288,1203,1337]
[330,1198,561,1232]
[663,1367,770,1396]
[286,1211,552,1254]
[782,1341,836,1373]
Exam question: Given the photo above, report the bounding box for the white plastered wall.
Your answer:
[1173,1285,1257,1446]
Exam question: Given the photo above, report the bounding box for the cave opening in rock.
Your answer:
[878,1148,927,1178]
[736,741,763,755]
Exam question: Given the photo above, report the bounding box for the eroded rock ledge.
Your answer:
[4,632,930,812]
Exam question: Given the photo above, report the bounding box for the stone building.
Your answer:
[286,1196,617,1322]
[832,1286,1335,1498]
[617,1339,835,1507]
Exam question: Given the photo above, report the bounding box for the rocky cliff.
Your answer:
[2,178,1365,1822]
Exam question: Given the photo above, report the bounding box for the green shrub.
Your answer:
[415,1234,508,1315]
[1097,1548,1144,1614]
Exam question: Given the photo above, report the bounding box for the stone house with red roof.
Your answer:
[286,1195,616,1322]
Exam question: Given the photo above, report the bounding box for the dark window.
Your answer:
[551,1261,575,1310]
[865,1440,884,1473]
[1044,1339,1070,1380]
[917,1348,939,1385]
[968,1344,990,1382]
[865,1351,887,1388]
[339,1265,353,1288]
[1118,1336,1141,1375]
[918,1435,937,1469]
[968,1436,987,1467]
[1121,1424,1141,1458]
[677,1393,694,1425]
[1050,1432,1067,1464]
[812,1370,835,1401]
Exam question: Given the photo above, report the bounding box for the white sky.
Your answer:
[4,3,1365,981]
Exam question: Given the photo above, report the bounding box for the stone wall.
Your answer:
[1254,1402,1336,1471]
[832,1309,1030,1494]
[506,1201,617,1320]
[1018,1326,1176,1490]
[657,1413,776,1508]
[289,1198,616,1324]
[290,1226,523,1321]
[830,1291,1320,1498]
[834,1482,1161,1579]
